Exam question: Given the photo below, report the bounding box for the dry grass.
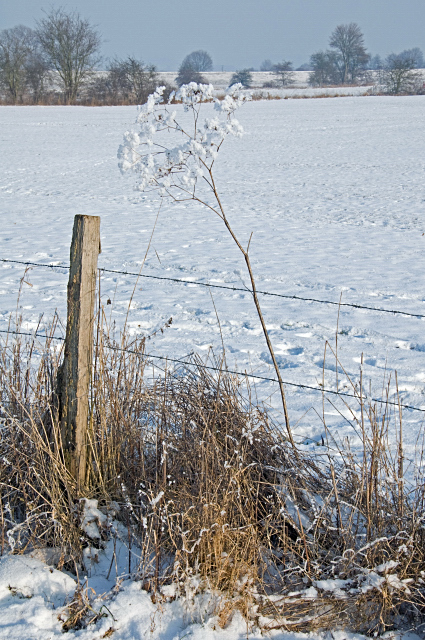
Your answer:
[1,311,425,635]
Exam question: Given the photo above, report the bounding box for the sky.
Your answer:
[1,0,424,71]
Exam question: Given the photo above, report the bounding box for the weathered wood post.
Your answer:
[59,215,101,491]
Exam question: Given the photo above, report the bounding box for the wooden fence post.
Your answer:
[59,215,101,491]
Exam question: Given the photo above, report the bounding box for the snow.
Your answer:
[0,550,421,640]
[1,95,425,638]
[157,70,376,97]
[1,98,425,446]
[80,498,108,540]
[160,70,314,91]
[0,555,76,637]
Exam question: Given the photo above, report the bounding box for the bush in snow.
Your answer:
[229,68,253,88]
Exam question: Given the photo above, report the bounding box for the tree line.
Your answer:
[0,8,168,105]
[0,9,214,105]
[246,24,424,94]
[1,9,424,105]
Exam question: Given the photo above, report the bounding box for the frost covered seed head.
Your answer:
[117,83,249,200]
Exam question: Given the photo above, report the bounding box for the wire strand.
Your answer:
[0,328,65,341]
[2,258,425,319]
[104,343,425,414]
[2,326,424,413]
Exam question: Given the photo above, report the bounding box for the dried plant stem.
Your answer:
[189,165,295,450]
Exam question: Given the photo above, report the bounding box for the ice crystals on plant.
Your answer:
[117,82,250,200]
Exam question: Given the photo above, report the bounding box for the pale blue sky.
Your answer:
[1,0,424,70]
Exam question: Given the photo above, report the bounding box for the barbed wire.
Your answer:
[0,328,65,341]
[2,258,425,319]
[2,326,424,413]
[116,346,425,414]
[1,259,67,271]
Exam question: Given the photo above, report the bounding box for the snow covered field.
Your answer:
[1,97,425,443]
[158,69,423,96]
[159,70,375,97]
[159,70,313,90]
[0,95,425,638]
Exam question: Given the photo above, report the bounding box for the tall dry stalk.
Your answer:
[118,83,295,448]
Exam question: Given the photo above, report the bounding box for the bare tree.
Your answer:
[383,53,421,94]
[25,32,50,103]
[368,54,383,70]
[329,23,369,84]
[175,50,213,87]
[272,60,294,87]
[398,47,424,69]
[260,59,274,71]
[0,25,34,103]
[176,62,205,86]
[181,50,213,72]
[107,57,158,103]
[308,50,340,86]
[36,7,101,103]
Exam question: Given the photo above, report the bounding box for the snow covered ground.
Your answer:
[158,69,423,96]
[0,95,425,638]
[1,551,420,640]
[158,70,314,90]
[0,553,421,640]
[1,97,425,443]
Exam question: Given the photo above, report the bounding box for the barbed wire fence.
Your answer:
[1,256,425,414]
[3,258,425,319]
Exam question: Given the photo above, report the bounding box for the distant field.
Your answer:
[160,70,311,89]
[158,69,424,96]
[159,70,376,97]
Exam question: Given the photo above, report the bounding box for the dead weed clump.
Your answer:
[1,316,425,635]
[59,580,110,632]
[0,317,82,565]
[115,361,425,635]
